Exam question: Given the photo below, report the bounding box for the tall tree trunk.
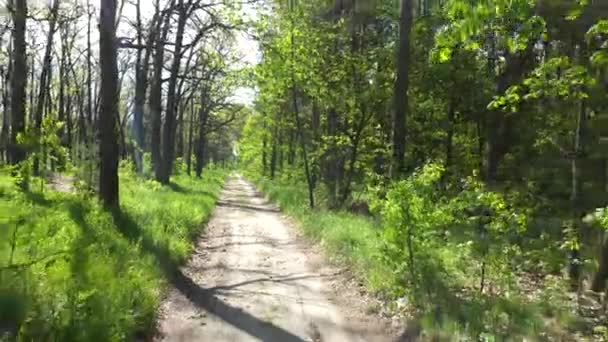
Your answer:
[325,108,340,202]
[195,97,210,178]
[29,53,35,126]
[288,5,314,208]
[270,126,278,179]
[310,102,320,188]
[99,0,120,208]
[150,2,173,177]
[391,0,413,178]
[186,99,195,175]
[59,21,68,145]
[262,115,268,176]
[132,0,157,174]
[158,0,187,184]
[86,0,93,138]
[175,48,197,162]
[195,136,207,178]
[1,39,11,163]
[9,0,27,165]
[445,96,455,177]
[176,101,185,159]
[569,97,587,288]
[287,128,295,166]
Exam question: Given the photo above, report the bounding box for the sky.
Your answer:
[0,0,260,106]
[120,0,261,106]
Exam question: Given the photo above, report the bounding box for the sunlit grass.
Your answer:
[252,176,581,340]
[0,167,225,340]
[254,178,390,293]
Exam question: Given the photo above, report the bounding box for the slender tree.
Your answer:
[32,0,61,175]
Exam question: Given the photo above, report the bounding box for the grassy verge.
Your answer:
[254,178,391,295]
[0,167,225,341]
[252,176,584,340]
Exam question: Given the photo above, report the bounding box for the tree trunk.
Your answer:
[9,0,27,165]
[186,99,195,175]
[325,108,339,202]
[59,21,68,145]
[289,13,314,208]
[99,0,120,208]
[270,126,278,179]
[1,45,11,163]
[391,0,413,178]
[262,115,268,176]
[195,99,210,178]
[195,136,207,178]
[569,97,587,288]
[87,0,93,139]
[445,96,455,177]
[150,4,172,177]
[592,235,608,292]
[176,101,185,159]
[132,0,157,174]
[158,0,187,184]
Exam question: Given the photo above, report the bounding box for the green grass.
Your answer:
[252,176,584,340]
[254,178,391,294]
[0,167,225,341]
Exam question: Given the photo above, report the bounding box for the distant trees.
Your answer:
[0,0,246,201]
[239,0,608,297]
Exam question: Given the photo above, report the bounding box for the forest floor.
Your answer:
[155,175,399,342]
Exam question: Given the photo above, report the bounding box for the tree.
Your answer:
[9,0,27,165]
[32,0,61,175]
[158,0,188,184]
[99,0,120,208]
[391,0,413,178]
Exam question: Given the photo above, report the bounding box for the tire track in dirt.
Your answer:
[155,175,394,342]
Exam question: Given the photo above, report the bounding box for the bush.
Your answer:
[252,163,577,339]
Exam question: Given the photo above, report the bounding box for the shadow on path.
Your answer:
[216,200,281,213]
[104,205,308,341]
[171,270,308,342]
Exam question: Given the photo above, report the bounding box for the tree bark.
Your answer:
[195,94,210,178]
[58,21,68,145]
[0,36,11,163]
[150,2,173,178]
[569,97,587,288]
[86,0,93,138]
[158,0,188,184]
[132,0,157,174]
[391,0,413,178]
[99,0,120,208]
[9,0,27,165]
[270,126,278,179]
[186,99,195,175]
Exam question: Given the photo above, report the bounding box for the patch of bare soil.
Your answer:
[155,175,400,342]
[47,173,75,193]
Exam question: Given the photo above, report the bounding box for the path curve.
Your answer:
[156,175,393,342]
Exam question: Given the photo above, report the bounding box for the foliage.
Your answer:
[253,172,575,338]
[238,1,608,336]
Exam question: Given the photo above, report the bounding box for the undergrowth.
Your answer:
[0,166,225,341]
[251,167,586,340]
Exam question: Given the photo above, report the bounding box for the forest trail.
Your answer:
[155,175,394,342]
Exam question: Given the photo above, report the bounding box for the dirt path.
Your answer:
[155,175,395,342]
